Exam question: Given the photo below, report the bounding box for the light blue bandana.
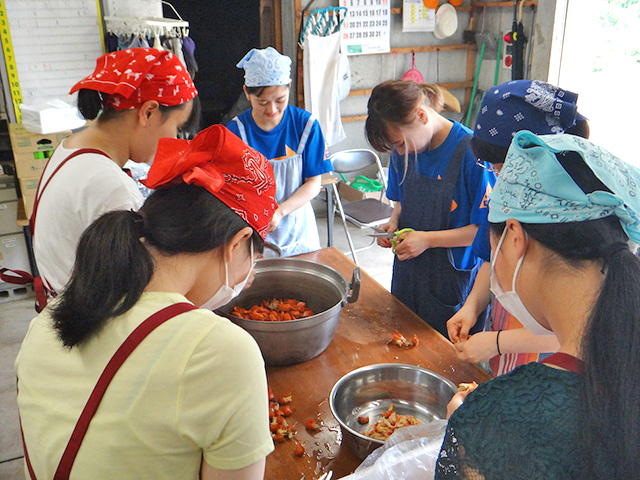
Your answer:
[489,131,640,243]
[236,47,291,87]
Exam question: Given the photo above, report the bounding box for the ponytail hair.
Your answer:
[365,80,444,153]
[51,210,153,347]
[489,151,640,477]
[52,183,263,348]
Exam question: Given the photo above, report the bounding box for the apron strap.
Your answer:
[296,116,316,155]
[25,148,110,312]
[442,134,472,186]
[0,268,33,284]
[30,148,111,236]
[541,352,584,375]
[231,117,248,143]
[438,133,472,228]
[18,301,197,480]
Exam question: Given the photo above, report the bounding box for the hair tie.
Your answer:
[601,242,628,272]
[131,209,146,237]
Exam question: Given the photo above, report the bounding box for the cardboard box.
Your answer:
[338,182,390,205]
[13,150,52,179]
[9,123,70,154]
[19,176,39,218]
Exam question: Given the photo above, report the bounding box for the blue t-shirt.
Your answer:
[471,218,491,262]
[386,121,496,270]
[226,105,332,179]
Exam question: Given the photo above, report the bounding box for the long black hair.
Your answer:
[76,89,201,137]
[490,151,640,477]
[51,183,263,348]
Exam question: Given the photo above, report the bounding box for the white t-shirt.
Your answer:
[15,292,274,479]
[33,141,143,293]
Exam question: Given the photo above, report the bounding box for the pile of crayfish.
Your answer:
[232,298,314,321]
[363,404,421,441]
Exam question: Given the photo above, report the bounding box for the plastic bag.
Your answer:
[338,420,447,480]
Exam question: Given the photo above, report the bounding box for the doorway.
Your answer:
[163,1,266,127]
[553,0,640,165]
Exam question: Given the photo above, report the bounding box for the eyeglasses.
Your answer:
[476,159,497,174]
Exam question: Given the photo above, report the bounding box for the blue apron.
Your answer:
[232,116,321,257]
[391,135,480,337]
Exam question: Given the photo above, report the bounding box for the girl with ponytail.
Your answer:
[16,126,278,480]
[365,80,496,336]
[32,48,199,302]
[437,131,640,479]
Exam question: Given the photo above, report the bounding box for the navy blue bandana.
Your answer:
[474,80,584,148]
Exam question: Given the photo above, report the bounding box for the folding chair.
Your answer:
[330,149,394,265]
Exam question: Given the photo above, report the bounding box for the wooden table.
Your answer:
[265,247,491,480]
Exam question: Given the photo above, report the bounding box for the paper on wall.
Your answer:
[402,0,436,33]
[339,0,390,56]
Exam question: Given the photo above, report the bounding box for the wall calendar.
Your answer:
[339,0,390,56]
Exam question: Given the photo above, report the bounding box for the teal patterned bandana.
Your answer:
[488,131,640,243]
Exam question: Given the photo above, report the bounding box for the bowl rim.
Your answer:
[329,362,457,444]
[216,258,350,324]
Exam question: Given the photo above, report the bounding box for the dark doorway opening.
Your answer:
[164,1,261,128]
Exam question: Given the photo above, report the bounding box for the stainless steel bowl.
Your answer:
[330,363,456,459]
[216,258,360,366]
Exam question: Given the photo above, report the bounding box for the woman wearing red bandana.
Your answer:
[32,48,199,303]
[16,125,277,480]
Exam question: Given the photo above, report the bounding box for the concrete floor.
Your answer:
[0,197,394,478]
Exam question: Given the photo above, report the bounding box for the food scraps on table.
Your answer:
[294,442,305,457]
[268,387,299,449]
[305,419,320,432]
[232,298,314,321]
[363,404,421,441]
[457,381,479,393]
[387,330,419,348]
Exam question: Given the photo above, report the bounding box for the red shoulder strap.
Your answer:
[542,352,584,375]
[29,148,110,236]
[19,302,197,480]
[0,268,33,284]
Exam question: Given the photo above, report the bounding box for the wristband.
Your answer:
[496,330,503,356]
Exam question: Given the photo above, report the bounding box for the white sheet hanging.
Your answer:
[303,31,346,146]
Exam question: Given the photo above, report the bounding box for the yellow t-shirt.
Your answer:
[15,292,274,479]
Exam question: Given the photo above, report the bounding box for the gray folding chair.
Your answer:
[329,149,394,265]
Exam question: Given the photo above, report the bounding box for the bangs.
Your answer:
[365,115,395,153]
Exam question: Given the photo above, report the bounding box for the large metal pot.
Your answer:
[216,258,360,366]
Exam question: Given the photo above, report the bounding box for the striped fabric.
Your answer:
[489,300,542,376]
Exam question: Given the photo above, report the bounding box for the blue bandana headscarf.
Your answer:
[489,131,640,243]
[475,80,585,148]
[237,47,291,88]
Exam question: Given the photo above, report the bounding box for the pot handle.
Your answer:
[345,267,361,304]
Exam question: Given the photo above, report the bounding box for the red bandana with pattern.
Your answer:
[69,48,197,110]
[143,125,277,240]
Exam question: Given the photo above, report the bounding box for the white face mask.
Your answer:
[490,228,555,336]
[201,241,254,311]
